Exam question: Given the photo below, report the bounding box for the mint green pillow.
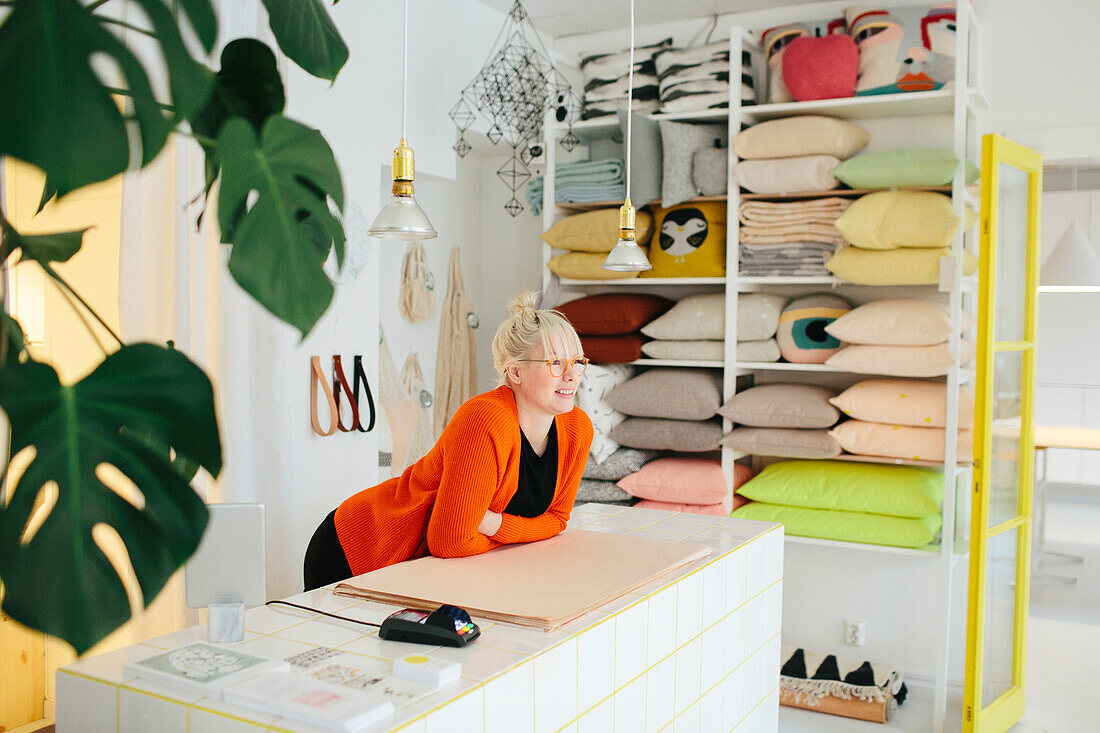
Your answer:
[733,503,941,549]
[736,460,942,517]
[832,148,980,189]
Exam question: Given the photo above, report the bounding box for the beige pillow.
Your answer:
[830,379,975,429]
[737,339,781,362]
[824,299,971,346]
[825,247,979,286]
[733,155,840,195]
[830,421,974,462]
[610,417,723,452]
[717,383,840,429]
[834,191,967,250]
[641,340,724,361]
[641,293,725,340]
[605,368,724,420]
[732,116,869,161]
[826,340,976,377]
[541,208,655,252]
[548,252,641,280]
[720,427,841,459]
[738,293,788,341]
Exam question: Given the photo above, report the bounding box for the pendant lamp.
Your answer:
[368,0,437,240]
[603,0,651,272]
[1039,220,1100,292]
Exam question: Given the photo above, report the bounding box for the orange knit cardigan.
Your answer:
[333,385,594,576]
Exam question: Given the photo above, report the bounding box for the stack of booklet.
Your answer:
[122,643,287,700]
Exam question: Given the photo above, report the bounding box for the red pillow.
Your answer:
[581,334,648,364]
[781,34,858,102]
[558,293,674,336]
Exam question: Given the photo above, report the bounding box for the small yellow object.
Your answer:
[404,655,430,664]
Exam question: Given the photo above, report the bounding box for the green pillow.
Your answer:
[736,460,942,517]
[733,503,941,549]
[832,148,980,189]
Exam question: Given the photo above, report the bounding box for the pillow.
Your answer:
[636,499,736,516]
[830,421,974,462]
[659,120,727,207]
[655,42,753,112]
[641,293,725,341]
[610,417,723,452]
[736,460,943,517]
[830,379,975,429]
[825,247,979,286]
[581,38,671,118]
[761,24,808,104]
[541,208,655,253]
[732,503,941,549]
[549,252,642,280]
[581,334,648,364]
[641,339,724,362]
[733,116,869,161]
[617,111,662,206]
[776,294,851,363]
[738,293,787,341]
[835,191,962,250]
[557,293,673,336]
[733,155,841,195]
[826,340,975,377]
[605,368,724,420]
[576,478,635,503]
[643,201,727,278]
[617,456,731,504]
[846,5,957,97]
[825,299,964,346]
[737,339,781,362]
[583,447,662,481]
[574,363,633,463]
[692,148,728,196]
[832,148,981,189]
[720,427,841,459]
[717,383,840,429]
[781,34,859,101]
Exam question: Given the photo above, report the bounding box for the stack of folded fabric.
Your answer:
[580,39,670,119]
[605,368,725,454]
[544,209,655,282]
[557,292,672,364]
[718,383,843,460]
[780,646,908,724]
[577,447,661,507]
[732,116,869,195]
[739,198,851,277]
[733,460,943,549]
[826,190,979,285]
[615,456,756,516]
[653,42,755,114]
[829,378,975,463]
[526,160,626,215]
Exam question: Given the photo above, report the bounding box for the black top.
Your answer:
[505,421,559,518]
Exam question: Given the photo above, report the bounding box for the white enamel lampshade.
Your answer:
[1039,221,1100,292]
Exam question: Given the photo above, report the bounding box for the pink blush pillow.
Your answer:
[781,35,859,102]
[635,499,740,516]
[618,458,755,504]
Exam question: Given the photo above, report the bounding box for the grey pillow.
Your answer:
[717,383,841,428]
[719,427,841,458]
[692,147,728,196]
[659,120,727,208]
[641,293,725,340]
[610,417,723,452]
[641,339,724,361]
[583,447,662,480]
[738,293,788,341]
[618,111,662,206]
[576,479,635,503]
[605,368,724,420]
[737,339,781,362]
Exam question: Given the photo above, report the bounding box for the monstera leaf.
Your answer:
[0,344,221,655]
[260,0,348,81]
[217,115,345,337]
[0,213,86,265]
[0,0,215,196]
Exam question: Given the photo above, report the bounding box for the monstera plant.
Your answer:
[0,0,350,655]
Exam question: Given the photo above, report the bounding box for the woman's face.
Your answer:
[509,341,585,419]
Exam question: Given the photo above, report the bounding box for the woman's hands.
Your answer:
[478,510,503,537]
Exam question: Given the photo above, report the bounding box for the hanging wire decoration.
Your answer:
[450,0,582,216]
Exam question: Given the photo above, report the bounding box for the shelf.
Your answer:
[628,359,724,368]
[736,361,843,372]
[785,534,940,557]
[741,89,957,122]
[554,195,723,212]
[558,277,726,286]
[736,276,844,289]
[828,454,973,470]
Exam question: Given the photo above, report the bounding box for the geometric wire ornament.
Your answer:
[452,0,581,216]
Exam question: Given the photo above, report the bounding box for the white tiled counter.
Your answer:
[56,505,782,732]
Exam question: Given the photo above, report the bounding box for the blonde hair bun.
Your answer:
[492,291,583,386]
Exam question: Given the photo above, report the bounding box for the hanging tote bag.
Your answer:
[434,248,478,438]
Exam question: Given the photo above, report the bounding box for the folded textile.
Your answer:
[739,223,846,245]
[526,159,626,214]
[740,266,831,277]
[739,242,839,276]
[740,198,850,226]
[780,645,907,723]
[576,478,636,503]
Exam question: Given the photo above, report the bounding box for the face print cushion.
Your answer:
[776,293,852,363]
[642,201,727,278]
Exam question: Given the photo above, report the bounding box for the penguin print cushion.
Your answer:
[642,201,727,278]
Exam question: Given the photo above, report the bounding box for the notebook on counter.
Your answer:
[224,670,395,732]
[123,642,288,699]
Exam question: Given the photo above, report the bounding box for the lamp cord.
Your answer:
[402,0,408,140]
[625,0,634,199]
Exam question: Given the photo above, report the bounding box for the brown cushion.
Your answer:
[717,383,840,429]
[720,427,841,458]
[606,368,724,420]
[610,417,723,452]
[581,334,648,364]
[558,293,674,336]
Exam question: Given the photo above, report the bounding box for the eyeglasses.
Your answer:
[517,357,590,377]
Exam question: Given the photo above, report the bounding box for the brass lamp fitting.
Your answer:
[618,198,636,242]
[392,138,415,196]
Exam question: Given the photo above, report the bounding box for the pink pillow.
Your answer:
[830,420,974,462]
[617,458,755,504]
[781,35,859,102]
[635,499,741,516]
[825,340,975,377]
[830,379,975,429]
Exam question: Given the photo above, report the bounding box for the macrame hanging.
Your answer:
[377,330,418,476]
[450,0,582,216]
[400,352,436,467]
[398,240,434,322]
[434,247,478,438]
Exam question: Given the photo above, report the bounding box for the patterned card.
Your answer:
[133,643,268,683]
[284,646,343,669]
[308,664,364,686]
[343,673,435,703]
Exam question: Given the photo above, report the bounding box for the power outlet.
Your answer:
[844,620,867,647]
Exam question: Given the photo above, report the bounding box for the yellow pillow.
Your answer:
[826,247,978,285]
[641,201,727,278]
[835,190,975,249]
[541,208,654,253]
[548,251,642,280]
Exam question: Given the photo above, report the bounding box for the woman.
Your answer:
[303,292,593,591]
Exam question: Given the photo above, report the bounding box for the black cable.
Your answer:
[265,599,381,628]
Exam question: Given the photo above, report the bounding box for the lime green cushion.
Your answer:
[832,148,980,189]
[736,460,942,517]
[732,503,941,549]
